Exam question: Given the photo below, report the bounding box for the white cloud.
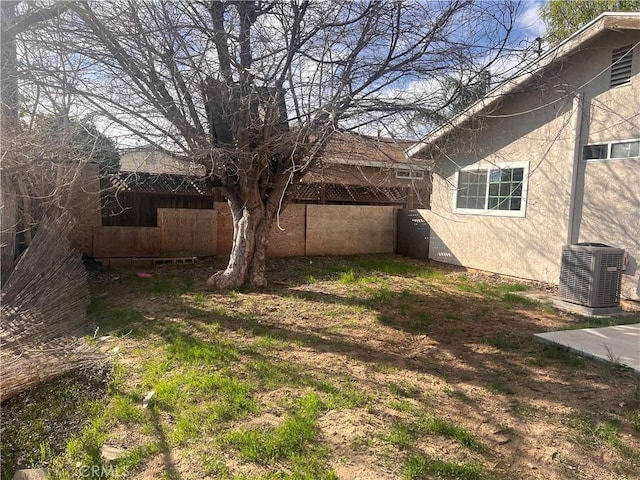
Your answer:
[517,1,546,39]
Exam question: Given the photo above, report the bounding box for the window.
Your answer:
[456,170,487,209]
[487,168,524,211]
[583,144,607,160]
[610,45,633,88]
[454,162,528,216]
[396,169,424,179]
[611,140,640,159]
[583,140,640,161]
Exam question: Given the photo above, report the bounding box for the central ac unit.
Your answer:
[559,243,624,308]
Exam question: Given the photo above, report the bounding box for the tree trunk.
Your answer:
[1,2,20,280]
[206,195,274,290]
[0,173,18,282]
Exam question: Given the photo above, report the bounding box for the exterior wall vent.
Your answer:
[559,243,624,308]
[610,45,633,88]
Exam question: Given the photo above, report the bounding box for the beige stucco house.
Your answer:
[408,12,640,301]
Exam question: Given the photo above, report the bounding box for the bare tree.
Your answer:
[1,0,73,280]
[1,2,109,399]
[52,0,515,288]
[1,1,124,284]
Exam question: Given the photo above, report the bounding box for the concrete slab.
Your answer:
[534,324,640,373]
[515,290,639,318]
[550,299,621,316]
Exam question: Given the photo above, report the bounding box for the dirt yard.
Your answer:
[2,255,639,480]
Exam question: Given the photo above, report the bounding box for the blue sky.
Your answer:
[100,0,553,146]
[472,0,548,87]
[514,0,547,42]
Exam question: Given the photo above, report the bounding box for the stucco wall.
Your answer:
[422,30,640,298]
[422,87,577,284]
[577,31,640,299]
[578,160,640,299]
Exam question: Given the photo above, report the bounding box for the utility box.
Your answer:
[559,243,625,309]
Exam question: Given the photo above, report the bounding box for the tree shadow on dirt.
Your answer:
[139,281,640,422]
[91,259,640,478]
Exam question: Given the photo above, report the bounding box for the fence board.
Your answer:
[158,208,216,257]
[93,226,161,257]
[214,202,306,257]
[91,204,398,259]
[305,205,396,255]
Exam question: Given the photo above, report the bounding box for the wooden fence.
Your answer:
[85,203,397,260]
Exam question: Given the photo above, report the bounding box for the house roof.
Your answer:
[406,12,640,158]
[120,146,206,176]
[122,134,430,176]
[323,131,430,171]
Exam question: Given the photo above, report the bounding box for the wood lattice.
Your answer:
[293,182,408,205]
[103,172,213,196]
[293,183,321,201]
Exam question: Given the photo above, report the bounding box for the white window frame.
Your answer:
[582,138,640,162]
[453,161,529,217]
[395,169,425,180]
[583,138,640,162]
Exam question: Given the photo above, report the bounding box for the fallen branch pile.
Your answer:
[1,214,105,402]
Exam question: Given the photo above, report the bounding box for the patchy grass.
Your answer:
[383,413,486,454]
[166,333,238,364]
[486,335,522,351]
[418,415,487,452]
[389,381,419,399]
[3,255,640,480]
[0,370,109,480]
[404,454,490,480]
[486,380,516,396]
[88,299,146,335]
[384,421,416,450]
[567,417,639,460]
[226,392,324,464]
[538,344,586,367]
[502,292,540,308]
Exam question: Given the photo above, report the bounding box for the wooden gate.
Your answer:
[396,209,430,261]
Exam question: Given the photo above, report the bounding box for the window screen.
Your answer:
[610,140,640,159]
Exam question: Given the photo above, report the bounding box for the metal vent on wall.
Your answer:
[610,45,633,88]
[559,243,624,308]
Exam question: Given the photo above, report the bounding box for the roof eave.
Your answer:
[321,157,432,171]
[406,12,640,158]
